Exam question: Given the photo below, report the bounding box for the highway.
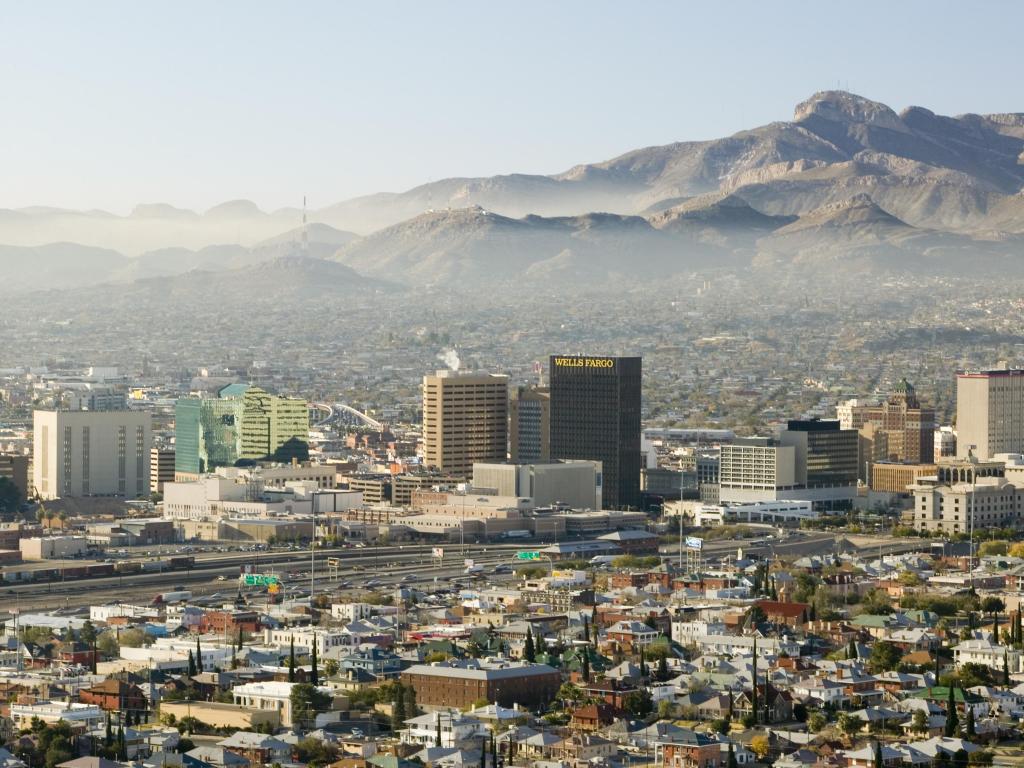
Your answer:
[0,543,534,613]
[0,532,930,614]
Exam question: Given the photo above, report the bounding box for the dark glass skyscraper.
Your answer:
[549,355,641,510]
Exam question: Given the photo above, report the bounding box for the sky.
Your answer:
[2,0,1022,214]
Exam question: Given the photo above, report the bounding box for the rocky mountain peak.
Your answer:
[794,90,909,133]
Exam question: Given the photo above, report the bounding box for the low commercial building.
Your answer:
[19,536,87,560]
[10,701,103,730]
[692,500,817,526]
[160,700,280,731]
[401,659,560,710]
[472,461,602,511]
[910,458,1023,533]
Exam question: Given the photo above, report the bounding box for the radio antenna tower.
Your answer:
[301,195,309,256]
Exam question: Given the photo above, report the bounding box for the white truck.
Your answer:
[153,590,192,605]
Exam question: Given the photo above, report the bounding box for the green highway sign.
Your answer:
[242,574,281,586]
[514,551,541,561]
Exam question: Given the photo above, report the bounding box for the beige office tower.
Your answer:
[33,409,152,500]
[422,370,509,478]
[509,385,550,463]
[956,368,1024,459]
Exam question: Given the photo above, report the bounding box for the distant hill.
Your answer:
[0,242,128,293]
[333,206,728,286]
[24,255,393,309]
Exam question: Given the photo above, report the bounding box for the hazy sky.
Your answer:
[3,1,1022,213]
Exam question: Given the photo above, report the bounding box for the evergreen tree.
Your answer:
[231,644,237,670]
[727,743,738,768]
[187,649,197,678]
[289,636,296,682]
[639,654,647,679]
[196,637,203,673]
[1004,650,1011,687]
[479,737,487,768]
[524,627,536,663]
[993,612,1000,640]
[728,690,734,719]
[91,638,98,674]
[490,732,497,768]
[435,716,442,747]
[582,616,590,643]
[847,638,857,660]
[581,651,590,683]
[965,706,976,739]
[237,628,244,651]
[310,637,319,686]
[873,740,883,768]
[1016,609,1022,645]
[536,632,547,656]
[657,654,668,682]
[808,603,817,623]
[105,713,112,747]
[751,636,758,723]
[404,683,417,718]
[944,686,959,737]
[392,683,407,731]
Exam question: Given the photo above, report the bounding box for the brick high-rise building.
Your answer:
[422,370,509,478]
[549,355,641,510]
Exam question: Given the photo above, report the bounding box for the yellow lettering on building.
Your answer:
[553,357,615,369]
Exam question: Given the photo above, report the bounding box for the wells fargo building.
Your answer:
[549,355,641,510]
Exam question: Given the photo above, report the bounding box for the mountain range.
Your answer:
[4,90,1024,293]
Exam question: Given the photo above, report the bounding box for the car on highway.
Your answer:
[216,575,227,581]
[401,574,417,582]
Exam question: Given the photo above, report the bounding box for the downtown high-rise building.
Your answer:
[509,385,550,463]
[33,409,152,500]
[422,370,509,478]
[956,368,1024,459]
[549,355,641,510]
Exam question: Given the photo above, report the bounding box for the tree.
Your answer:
[965,705,976,739]
[80,620,97,646]
[582,616,590,643]
[237,628,244,651]
[868,641,901,673]
[289,636,296,682]
[978,540,1007,557]
[404,682,417,718]
[873,741,883,768]
[623,689,653,718]
[807,711,827,733]
[911,710,929,734]
[749,735,770,761]
[195,637,203,673]
[581,651,590,683]
[981,596,1005,616]
[187,649,197,678]
[391,682,407,731]
[837,712,861,744]
[324,659,339,678]
[751,636,758,722]
[119,628,150,648]
[524,627,536,663]
[745,605,767,629]
[657,654,669,682]
[289,683,331,729]
[310,637,319,686]
[97,632,119,658]
[1004,650,1011,687]
[726,743,738,768]
[105,713,113,747]
[945,687,959,737]
[710,718,730,735]
[847,638,858,660]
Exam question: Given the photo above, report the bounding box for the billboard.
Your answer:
[432,547,444,558]
[685,536,703,551]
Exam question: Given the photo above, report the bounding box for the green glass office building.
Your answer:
[174,384,309,477]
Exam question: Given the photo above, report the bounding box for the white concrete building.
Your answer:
[401,710,489,749]
[10,701,103,729]
[330,603,374,622]
[33,409,152,500]
[232,680,337,727]
[953,638,1021,674]
[263,627,350,659]
[692,500,817,526]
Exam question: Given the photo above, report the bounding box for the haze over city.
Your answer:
[3,5,1024,768]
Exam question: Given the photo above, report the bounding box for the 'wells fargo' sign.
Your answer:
[553,356,615,369]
